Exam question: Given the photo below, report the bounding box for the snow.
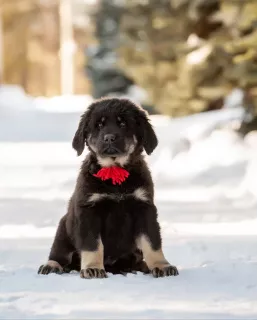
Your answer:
[34,95,93,113]
[0,99,257,319]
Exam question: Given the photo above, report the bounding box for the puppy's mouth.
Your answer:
[101,146,123,157]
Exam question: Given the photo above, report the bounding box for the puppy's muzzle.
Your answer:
[102,134,123,156]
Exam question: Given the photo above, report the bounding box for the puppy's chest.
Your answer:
[86,170,151,205]
[87,186,149,205]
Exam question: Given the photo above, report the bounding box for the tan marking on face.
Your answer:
[115,136,137,166]
[81,238,104,270]
[136,235,170,270]
[87,134,97,153]
[133,187,148,202]
[88,143,97,153]
[127,135,137,154]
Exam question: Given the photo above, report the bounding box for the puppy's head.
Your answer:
[72,98,158,166]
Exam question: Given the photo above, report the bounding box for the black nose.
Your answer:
[104,134,116,143]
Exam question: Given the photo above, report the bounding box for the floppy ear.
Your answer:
[72,110,90,156]
[137,109,158,155]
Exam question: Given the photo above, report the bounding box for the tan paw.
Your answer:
[80,268,107,279]
[152,265,179,278]
[38,260,63,275]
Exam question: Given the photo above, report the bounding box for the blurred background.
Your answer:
[1,1,257,319]
[1,0,257,120]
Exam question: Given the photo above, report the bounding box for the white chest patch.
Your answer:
[87,187,149,203]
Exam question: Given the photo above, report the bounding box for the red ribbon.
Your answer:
[93,166,129,185]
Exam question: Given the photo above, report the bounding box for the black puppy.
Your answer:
[38,98,178,279]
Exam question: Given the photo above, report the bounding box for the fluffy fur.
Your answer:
[38,98,178,278]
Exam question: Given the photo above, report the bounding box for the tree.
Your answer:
[113,0,257,116]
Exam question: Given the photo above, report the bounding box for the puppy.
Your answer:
[38,98,178,279]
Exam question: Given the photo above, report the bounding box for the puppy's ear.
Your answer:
[137,109,158,155]
[72,109,90,156]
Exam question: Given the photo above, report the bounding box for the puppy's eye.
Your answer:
[97,118,105,129]
[117,117,126,128]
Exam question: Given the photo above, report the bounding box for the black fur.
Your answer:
[38,98,178,278]
[72,98,158,157]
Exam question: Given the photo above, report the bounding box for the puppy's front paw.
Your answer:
[80,268,107,279]
[38,260,63,275]
[152,265,179,278]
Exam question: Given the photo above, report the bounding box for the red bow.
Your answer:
[93,166,129,185]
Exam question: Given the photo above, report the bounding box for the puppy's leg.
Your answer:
[63,251,81,273]
[80,238,107,279]
[75,209,107,279]
[136,205,179,278]
[38,215,74,275]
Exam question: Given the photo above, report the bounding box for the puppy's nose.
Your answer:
[104,134,116,143]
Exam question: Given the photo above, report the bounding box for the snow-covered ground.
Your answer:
[0,99,257,319]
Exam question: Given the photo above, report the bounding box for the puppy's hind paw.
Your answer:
[38,260,63,275]
[152,265,179,278]
[80,268,107,279]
